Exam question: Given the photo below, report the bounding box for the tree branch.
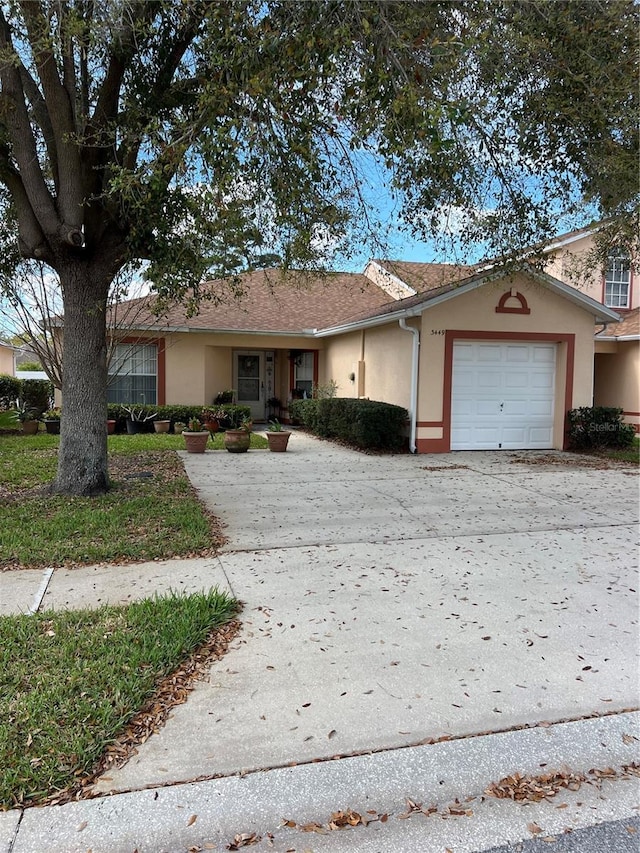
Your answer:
[0,9,60,239]
[19,0,84,229]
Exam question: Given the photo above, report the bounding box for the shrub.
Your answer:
[292,397,408,451]
[19,379,53,416]
[567,406,636,451]
[0,375,21,409]
[289,398,320,429]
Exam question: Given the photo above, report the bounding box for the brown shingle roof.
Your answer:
[116,269,392,334]
[603,307,640,338]
[372,259,474,293]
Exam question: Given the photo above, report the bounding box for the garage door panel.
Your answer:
[504,372,529,388]
[477,370,502,389]
[505,346,530,362]
[527,400,554,416]
[451,342,556,451]
[533,346,556,363]
[531,373,554,389]
[478,345,504,362]
[476,400,502,415]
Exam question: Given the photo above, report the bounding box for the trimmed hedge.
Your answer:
[567,406,636,451]
[290,397,408,451]
[0,375,21,409]
[21,379,53,416]
[0,376,53,415]
[106,403,251,433]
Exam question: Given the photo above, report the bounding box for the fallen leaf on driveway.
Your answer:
[226,833,261,849]
[528,822,543,835]
[187,814,197,826]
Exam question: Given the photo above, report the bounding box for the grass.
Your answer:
[0,590,238,808]
[598,435,640,464]
[0,431,269,569]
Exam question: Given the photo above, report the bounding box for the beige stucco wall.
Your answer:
[0,344,15,376]
[544,233,638,310]
[323,323,414,408]
[594,341,640,430]
[322,331,362,399]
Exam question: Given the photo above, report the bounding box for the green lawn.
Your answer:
[0,591,238,808]
[0,431,270,569]
[600,435,640,464]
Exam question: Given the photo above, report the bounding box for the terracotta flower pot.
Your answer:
[183,430,210,453]
[153,420,171,433]
[266,431,291,452]
[21,420,39,435]
[203,418,219,433]
[223,429,251,453]
[106,419,116,434]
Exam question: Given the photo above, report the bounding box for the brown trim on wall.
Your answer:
[441,331,576,453]
[623,411,640,417]
[157,339,166,405]
[313,350,319,387]
[495,291,531,314]
[416,437,450,453]
[416,421,444,428]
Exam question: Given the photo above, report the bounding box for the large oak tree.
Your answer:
[0,0,637,494]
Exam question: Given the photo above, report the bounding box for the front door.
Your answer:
[234,351,265,420]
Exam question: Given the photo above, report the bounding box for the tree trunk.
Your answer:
[51,265,110,496]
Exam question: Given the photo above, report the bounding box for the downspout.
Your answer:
[399,317,420,453]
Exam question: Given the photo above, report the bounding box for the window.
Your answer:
[108,343,157,404]
[294,351,314,397]
[604,250,631,308]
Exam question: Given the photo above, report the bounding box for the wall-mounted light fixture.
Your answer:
[348,372,356,383]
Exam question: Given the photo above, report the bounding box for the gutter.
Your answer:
[399,318,420,454]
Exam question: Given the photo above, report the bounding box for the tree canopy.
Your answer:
[0,0,637,494]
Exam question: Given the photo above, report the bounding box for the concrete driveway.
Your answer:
[90,430,639,794]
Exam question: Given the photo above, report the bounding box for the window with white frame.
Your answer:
[107,343,157,404]
[294,351,314,397]
[604,250,631,308]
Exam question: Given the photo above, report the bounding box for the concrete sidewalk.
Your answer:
[1,431,638,851]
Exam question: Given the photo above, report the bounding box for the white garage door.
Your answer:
[451,342,556,450]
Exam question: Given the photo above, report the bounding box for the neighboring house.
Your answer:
[107,258,619,453]
[0,340,16,376]
[540,224,639,432]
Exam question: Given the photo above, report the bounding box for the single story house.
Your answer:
[110,255,621,452]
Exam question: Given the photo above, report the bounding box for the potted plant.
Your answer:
[223,416,252,453]
[12,403,40,435]
[215,390,235,405]
[123,406,157,434]
[201,407,226,433]
[43,407,62,435]
[173,421,186,434]
[266,419,291,452]
[153,418,171,433]
[182,418,210,453]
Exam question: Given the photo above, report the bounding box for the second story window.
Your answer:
[604,250,631,308]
